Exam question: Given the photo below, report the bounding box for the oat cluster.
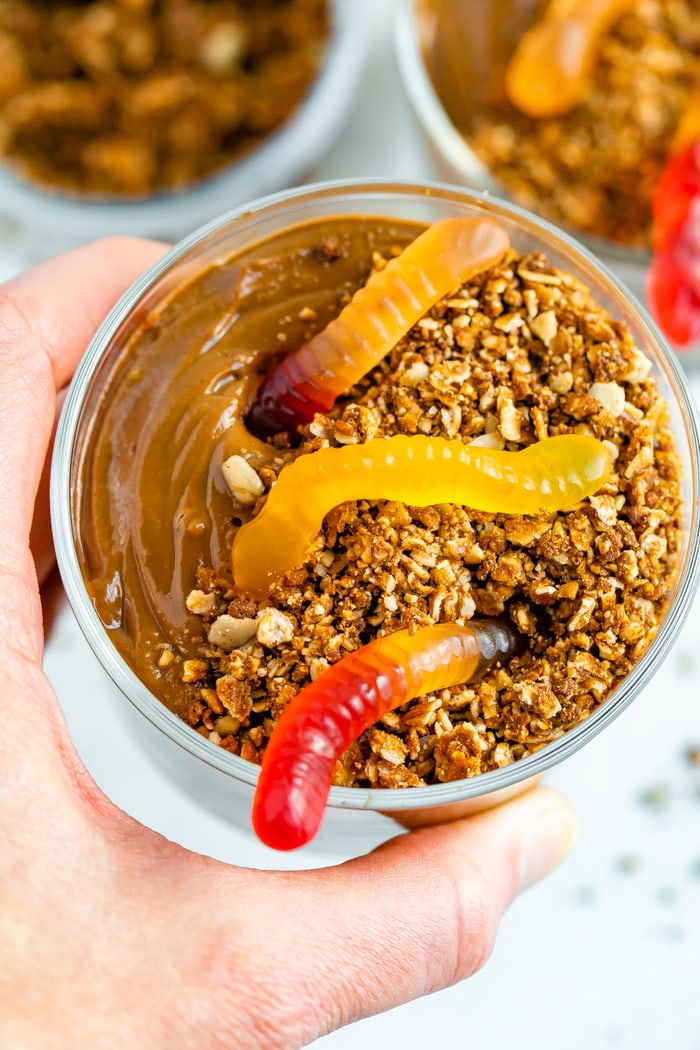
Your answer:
[466,0,700,247]
[0,0,327,195]
[178,249,683,788]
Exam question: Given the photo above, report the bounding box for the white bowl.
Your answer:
[0,0,367,245]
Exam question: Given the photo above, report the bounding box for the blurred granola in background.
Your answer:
[421,0,700,249]
[0,0,328,196]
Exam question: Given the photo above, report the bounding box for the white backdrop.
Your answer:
[2,1,699,1046]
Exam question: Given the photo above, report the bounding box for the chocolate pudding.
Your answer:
[77,218,423,718]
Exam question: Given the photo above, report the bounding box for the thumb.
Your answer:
[0,238,166,658]
[202,786,576,1048]
[0,236,167,552]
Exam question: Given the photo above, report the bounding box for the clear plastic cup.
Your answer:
[51,179,700,849]
[394,0,700,371]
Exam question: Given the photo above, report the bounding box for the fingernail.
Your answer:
[518,806,579,892]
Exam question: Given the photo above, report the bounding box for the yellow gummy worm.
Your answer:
[232,433,612,599]
[504,0,637,118]
[294,217,510,400]
[246,217,510,436]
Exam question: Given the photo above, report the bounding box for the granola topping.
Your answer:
[181,247,683,788]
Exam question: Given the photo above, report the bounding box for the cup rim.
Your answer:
[393,0,652,267]
[50,176,700,813]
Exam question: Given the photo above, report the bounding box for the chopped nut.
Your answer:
[368,729,408,765]
[309,657,330,680]
[589,381,626,417]
[513,681,562,718]
[548,371,574,394]
[158,647,175,668]
[530,310,558,344]
[468,432,506,450]
[400,361,430,387]
[589,494,619,527]
[207,615,257,651]
[497,390,523,441]
[215,675,252,722]
[434,723,482,781]
[222,455,265,506]
[213,715,240,736]
[199,22,246,74]
[494,312,523,333]
[567,595,596,632]
[256,608,296,647]
[186,589,218,617]
[621,348,653,383]
[182,659,209,683]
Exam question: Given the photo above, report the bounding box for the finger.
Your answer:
[196,787,577,1047]
[0,237,168,548]
[1,236,168,391]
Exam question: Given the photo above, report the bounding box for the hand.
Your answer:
[0,239,577,1050]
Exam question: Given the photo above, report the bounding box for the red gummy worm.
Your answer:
[651,141,700,253]
[245,217,510,438]
[251,619,520,850]
[648,140,700,348]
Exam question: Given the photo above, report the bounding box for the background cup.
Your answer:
[394,0,700,371]
[0,0,368,246]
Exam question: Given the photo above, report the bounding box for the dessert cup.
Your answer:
[394,0,700,370]
[0,0,366,245]
[51,179,700,847]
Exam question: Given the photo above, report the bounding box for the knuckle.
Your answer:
[436,846,504,984]
[454,880,500,978]
[0,285,55,416]
[384,828,502,988]
[0,285,45,381]
[0,285,29,355]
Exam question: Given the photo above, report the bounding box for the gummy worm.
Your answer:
[245,217,510,438]
[252,619,520,850]
[647,143,700,348]
[647,71,700,347]
[232,433,612,599]
[504,0,637,118]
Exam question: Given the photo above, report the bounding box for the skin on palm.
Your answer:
[0,239,575,1050]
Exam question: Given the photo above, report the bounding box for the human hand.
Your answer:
[0,239,577,1050]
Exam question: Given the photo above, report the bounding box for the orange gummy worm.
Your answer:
[504,0,637,118]
[232,433,611,599]
[252,619,520,850]
[245,217,510,437]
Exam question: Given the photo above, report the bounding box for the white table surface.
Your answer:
[4,1,700,1047]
